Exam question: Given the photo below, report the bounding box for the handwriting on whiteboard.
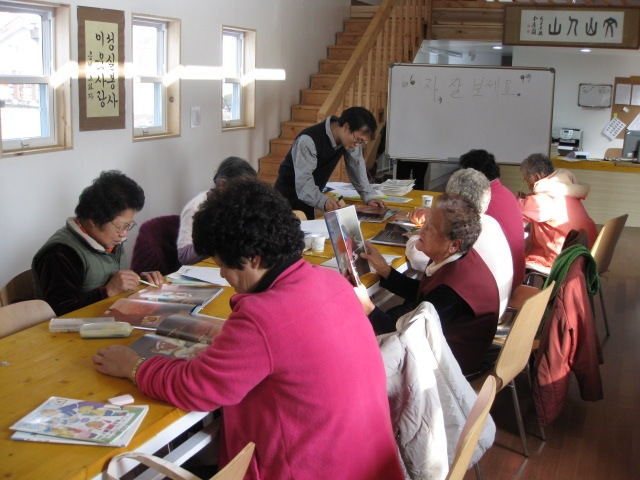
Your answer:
[400,74,535,104]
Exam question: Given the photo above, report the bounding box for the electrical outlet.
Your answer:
[190,107,201,128]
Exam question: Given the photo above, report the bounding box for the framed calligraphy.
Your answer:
[77,7,125,131]
[503,6,640,49]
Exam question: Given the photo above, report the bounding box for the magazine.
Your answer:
[368,221,415,247]
[128,333,210,360]
[155,313,225,344]
[128,284,223,306]
[102,298,198,329]
[10,397,148,446]
[355,205,401,223]
[324,205,370,286]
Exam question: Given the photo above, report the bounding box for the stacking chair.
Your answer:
[292,210,307,221]
[0,269,36,306]
[470,283,554,457]
[106,442,255,480]
[446,376,497,480]
[130,215,181,275]
[0,299,55,338]
[590,214,628,337]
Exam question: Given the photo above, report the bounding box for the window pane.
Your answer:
[133,82,162,128]
[222,82,241,122]
[0,12,44,75]
[133,24,159,77]
[0,83,48,139]
[222,34,241,77]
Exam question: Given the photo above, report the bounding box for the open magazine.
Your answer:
[324,205,370,286]
[10,397,148,447]
[128,314,226,359]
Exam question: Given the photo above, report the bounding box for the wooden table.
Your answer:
[0,190,437,479]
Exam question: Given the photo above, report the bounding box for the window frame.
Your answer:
[0,0,71,156]
[131,13,180,141]
[222,26,255,130]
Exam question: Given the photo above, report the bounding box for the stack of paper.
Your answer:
[378,179,415,196]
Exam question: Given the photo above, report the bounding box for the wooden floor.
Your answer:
[464,227,640,480]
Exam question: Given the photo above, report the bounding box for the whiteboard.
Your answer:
[386,64,555,165]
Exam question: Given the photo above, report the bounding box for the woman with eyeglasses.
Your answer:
[274,106,387,220]
[32,170,163,315]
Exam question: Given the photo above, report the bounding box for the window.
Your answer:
[222,26,255,129]
[0,1,71,155]
[132,15,180,140]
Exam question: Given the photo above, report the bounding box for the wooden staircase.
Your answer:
[258,15,374,185]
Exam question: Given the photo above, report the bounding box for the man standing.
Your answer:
[274,106,387,219]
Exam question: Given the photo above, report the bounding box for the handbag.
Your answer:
[106,442,255,480]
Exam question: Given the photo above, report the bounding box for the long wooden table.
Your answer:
[0,189,438,479]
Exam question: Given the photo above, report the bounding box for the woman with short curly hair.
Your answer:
[93,178,404,480]
[359,193,500,376]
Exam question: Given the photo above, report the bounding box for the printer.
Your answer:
[552,127,583,156]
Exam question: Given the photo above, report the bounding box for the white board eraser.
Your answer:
[108,394,135,406]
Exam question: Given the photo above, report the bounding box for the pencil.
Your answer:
[139,279,159,288]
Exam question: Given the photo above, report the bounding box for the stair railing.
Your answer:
[316,0,428,169]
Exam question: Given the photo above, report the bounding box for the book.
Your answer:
[128,284,223,306]
[368,221,415,247]
[155,313,225,345]
[10,397,148,447]
[354,205,401,223]
[166,266,230,287]
[324,205,370,286]
[102,298,199,329]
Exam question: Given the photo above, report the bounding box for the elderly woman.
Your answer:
[32,170,163,315]
[359,193,499,375]
[93,178,403,480]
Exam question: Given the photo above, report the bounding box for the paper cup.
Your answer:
[304,233,314,250]
[311,234,326,252]
[422,195,434,208]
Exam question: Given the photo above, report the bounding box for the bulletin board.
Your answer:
[611,76,640,138]
[386,64,555,165]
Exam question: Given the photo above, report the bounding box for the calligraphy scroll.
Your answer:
[504,6,640,49]
[78,7,125,131]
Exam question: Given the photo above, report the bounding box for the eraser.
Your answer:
[108,394,135,406]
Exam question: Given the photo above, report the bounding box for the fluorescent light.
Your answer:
[492,45,503,50]
[580,48,591,53]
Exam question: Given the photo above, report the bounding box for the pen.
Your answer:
[139,279,159,288]
[337,195,344,202]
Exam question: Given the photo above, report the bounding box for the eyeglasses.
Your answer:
[110,220,137,233]
[352,131,367,146]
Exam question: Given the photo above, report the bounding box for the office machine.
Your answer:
[552,127,583,156]
[622,129,640,159]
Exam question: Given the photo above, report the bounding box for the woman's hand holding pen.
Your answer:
[105,269,163,296]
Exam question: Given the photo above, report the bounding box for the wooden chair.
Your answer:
[130,215,181,275]
[470,283,554,457]
[445,376,497,480]
[106,442,254,480]
[0,299,55,338]
[0,269,36,306]
[292,210,307,221]
[590,214,628,337]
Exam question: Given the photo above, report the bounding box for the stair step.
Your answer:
[269,138,294,156]
[310,73,339,90]
[281,120,313,140]
[291,104,321,123]
[301,88,330,106]
[344,17,370,34]
[319,59,347,74]
[328,45,356,60]
[336,32,363,46]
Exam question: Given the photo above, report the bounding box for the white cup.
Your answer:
[311,234,326,252]
[304,234,313,250]
[422,195,434,208]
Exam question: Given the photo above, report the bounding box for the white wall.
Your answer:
[0,0,351,288]
[513,45,640,158]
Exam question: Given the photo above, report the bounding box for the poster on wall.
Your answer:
[77,7,125,131]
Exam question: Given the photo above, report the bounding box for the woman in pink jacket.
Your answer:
[93,178,403,480]
[518,153,598,270]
